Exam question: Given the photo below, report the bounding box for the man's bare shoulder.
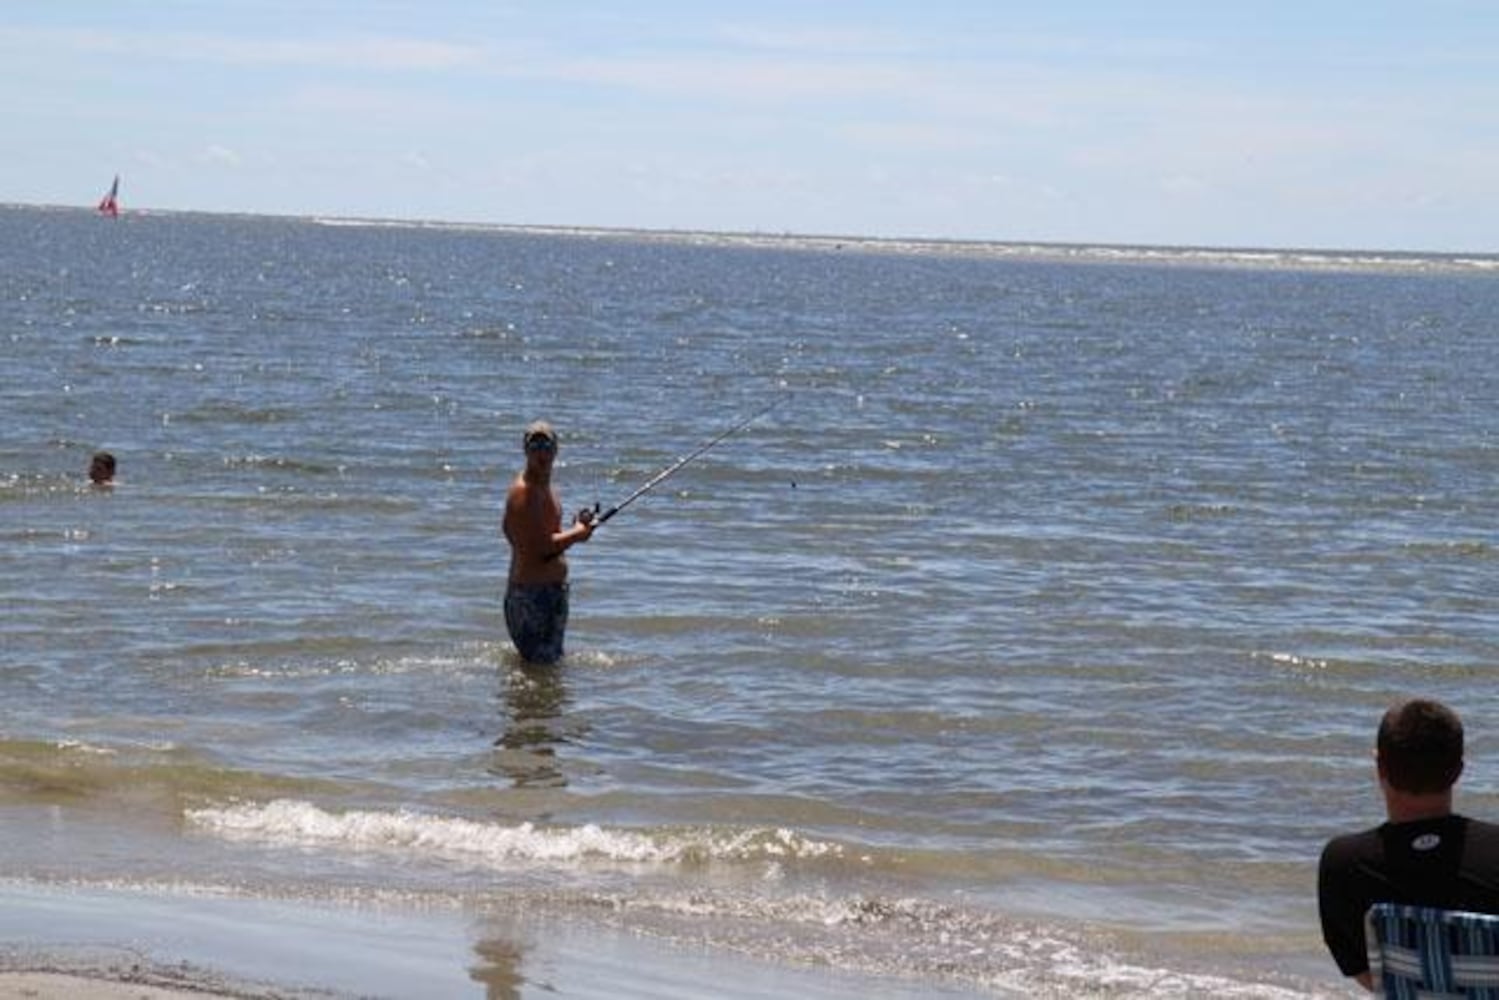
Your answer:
[506,474,535,504]
[503,476,530,532]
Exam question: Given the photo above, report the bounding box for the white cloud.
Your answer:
[1160,174,1210,197]
[543,52,918,106]
[0,26,479,72]
[711,23,920,58]
[286,84,470,119]
[189,34,480,72]
[132,149,171,169]
[836,120,1003,155]
[198,145,242,167]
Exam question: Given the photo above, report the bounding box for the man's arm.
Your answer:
[541,505,594,560]
[552,506,595,551]
[1318,836,1375,985]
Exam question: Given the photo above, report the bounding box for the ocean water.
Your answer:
[3,203,1499,997]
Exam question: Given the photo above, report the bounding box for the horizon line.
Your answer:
[5,198,1496,268]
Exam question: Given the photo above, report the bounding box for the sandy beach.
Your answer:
[0,973,244,999]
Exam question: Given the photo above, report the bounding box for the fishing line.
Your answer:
[589,394,787,527]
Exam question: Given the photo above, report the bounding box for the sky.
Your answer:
[3,1,1497,252]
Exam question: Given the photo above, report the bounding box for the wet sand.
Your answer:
[0,880,981,999]
[0,973,240,999]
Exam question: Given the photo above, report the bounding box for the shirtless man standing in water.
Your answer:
[502,421,594,664]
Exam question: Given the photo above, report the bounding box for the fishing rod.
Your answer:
[588,395,786,527]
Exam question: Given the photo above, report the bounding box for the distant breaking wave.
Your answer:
[307,215,1499,275]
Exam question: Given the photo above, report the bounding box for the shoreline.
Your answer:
[0,880,990,1000]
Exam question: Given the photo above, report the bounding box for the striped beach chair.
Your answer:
[1366,903,1499,999]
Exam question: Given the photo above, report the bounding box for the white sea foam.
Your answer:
[186,799,843,869]
[303,213,1497,274]
[53,740,117,756]
[579,889,1340,998]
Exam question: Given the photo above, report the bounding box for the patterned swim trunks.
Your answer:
[504,581,570,664]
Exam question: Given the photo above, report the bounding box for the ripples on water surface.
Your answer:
[3,205,1499,995]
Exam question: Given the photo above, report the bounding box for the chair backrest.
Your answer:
[1366,903,1499,999]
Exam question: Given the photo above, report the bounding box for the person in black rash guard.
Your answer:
[1318,698,1499,990]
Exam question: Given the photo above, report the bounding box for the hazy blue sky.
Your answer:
[4,1,1496,251]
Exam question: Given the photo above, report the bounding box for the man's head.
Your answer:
[89,451,116,485]
[522,422,558,480]
[523,421,557,456]
[1377,698,1464,796]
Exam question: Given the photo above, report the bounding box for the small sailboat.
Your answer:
[97,175,120,218]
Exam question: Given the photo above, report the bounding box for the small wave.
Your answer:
[175,403,298,426]
[1401,539,1493,559]
[0,740,333,809]
[186,799,844,868]
[566,888,1336,998]
[0,480,87,503]
[1257,651,1333,672]
[218,454,341,475]
[1166,502,1241,522]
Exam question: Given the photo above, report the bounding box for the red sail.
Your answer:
[97,175,120,218]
